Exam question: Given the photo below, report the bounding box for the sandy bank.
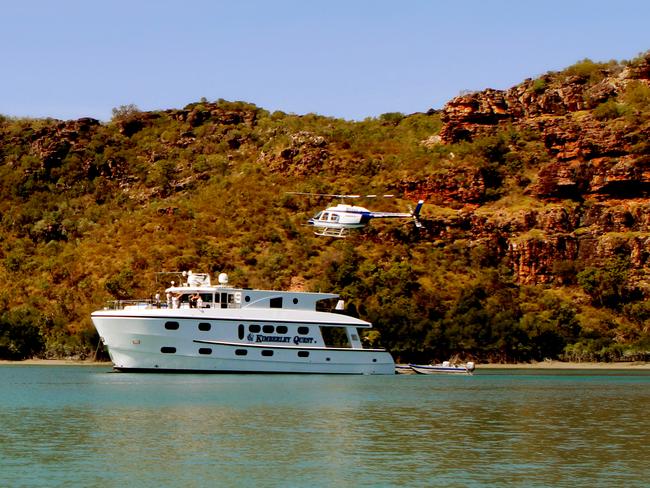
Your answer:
[477,360,650,370]
[0,359,111,366]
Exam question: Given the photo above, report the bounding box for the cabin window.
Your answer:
[297,326,309,335]
[320,327,351,348]
[161,347,176,354]
[235,349,248,356]
[249,324,261,333]
[270,297,283,309]
[198,322,211,331]
[262,325,275,334]
[276,325,288,334]
[245,295,251,302]
[293,298,298,305]
[199,348,212,355]
[200,293,213,306]
[238,324,245,340]
[165,321,179,330]
[298,350,309,358]
[261,350,274,357]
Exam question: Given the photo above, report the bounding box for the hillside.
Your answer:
[1,53,649,362]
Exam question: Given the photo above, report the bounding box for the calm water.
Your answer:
[0,366,648,487]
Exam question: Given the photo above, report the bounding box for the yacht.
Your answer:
[91,271,395,374]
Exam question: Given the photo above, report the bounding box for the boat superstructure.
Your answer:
[91,271,395,374]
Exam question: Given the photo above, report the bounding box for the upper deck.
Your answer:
[102,271,339,312]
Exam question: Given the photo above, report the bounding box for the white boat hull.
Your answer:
[92,313,394,375]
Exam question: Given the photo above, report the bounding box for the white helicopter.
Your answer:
[289,193,424,237]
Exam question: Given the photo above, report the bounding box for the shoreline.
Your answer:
[478,360,650,370]
[0,359,648,370]
[0,359,111,366]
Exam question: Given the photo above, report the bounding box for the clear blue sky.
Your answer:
[1,0,648,121]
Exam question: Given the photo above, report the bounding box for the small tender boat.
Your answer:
[408,360,475,375]
[395,364,416,374]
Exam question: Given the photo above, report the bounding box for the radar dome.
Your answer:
[218,273,229,285]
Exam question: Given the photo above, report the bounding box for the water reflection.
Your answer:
[0,366,648,487]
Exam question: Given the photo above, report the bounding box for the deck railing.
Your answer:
[103,300,240,310]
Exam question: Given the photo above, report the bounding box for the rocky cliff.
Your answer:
[415,55,650,288]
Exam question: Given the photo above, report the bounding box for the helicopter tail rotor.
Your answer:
[410,200,424,228]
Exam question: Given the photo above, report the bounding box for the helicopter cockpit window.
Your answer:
[330,214,339,222]
[321,212,330,221]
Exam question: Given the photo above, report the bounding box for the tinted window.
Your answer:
[199,348,212,355]
[261,350,274,357]
[297,326,309,335]
[165,321,179,330]
[249,324,261,333]
[161,347,176,354]
[298,350,309,358]
[235,349,248,356]
[262,325,274,334]
[276,325,288,334]
[198,322,211,331]
[270,297,282,308]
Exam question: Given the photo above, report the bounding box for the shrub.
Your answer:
[531,77,547,94]
[111,103,140,121]
[593,99,628,120]
[564,58,615,83]
[0,307,45,359]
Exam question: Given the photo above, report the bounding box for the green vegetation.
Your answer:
[1,55,649,363]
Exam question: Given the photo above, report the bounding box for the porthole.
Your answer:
[261,350,274,357]
[165,321,179,330]
[198,322,211,331]
[238,324,245,340]
[262,325,275,334]
[161,347,176,354]
[293,298,298,304]
[325,357,331,361]
[199,348,212,355]
[235,349,248,356]
[298,350,309,358]
[249,324,261,333]
[297,326,309,335]
[245,295,251,302]
[276,325,288,334]
[372,358,377,362]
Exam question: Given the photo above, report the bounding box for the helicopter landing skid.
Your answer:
[314,227,349,238]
